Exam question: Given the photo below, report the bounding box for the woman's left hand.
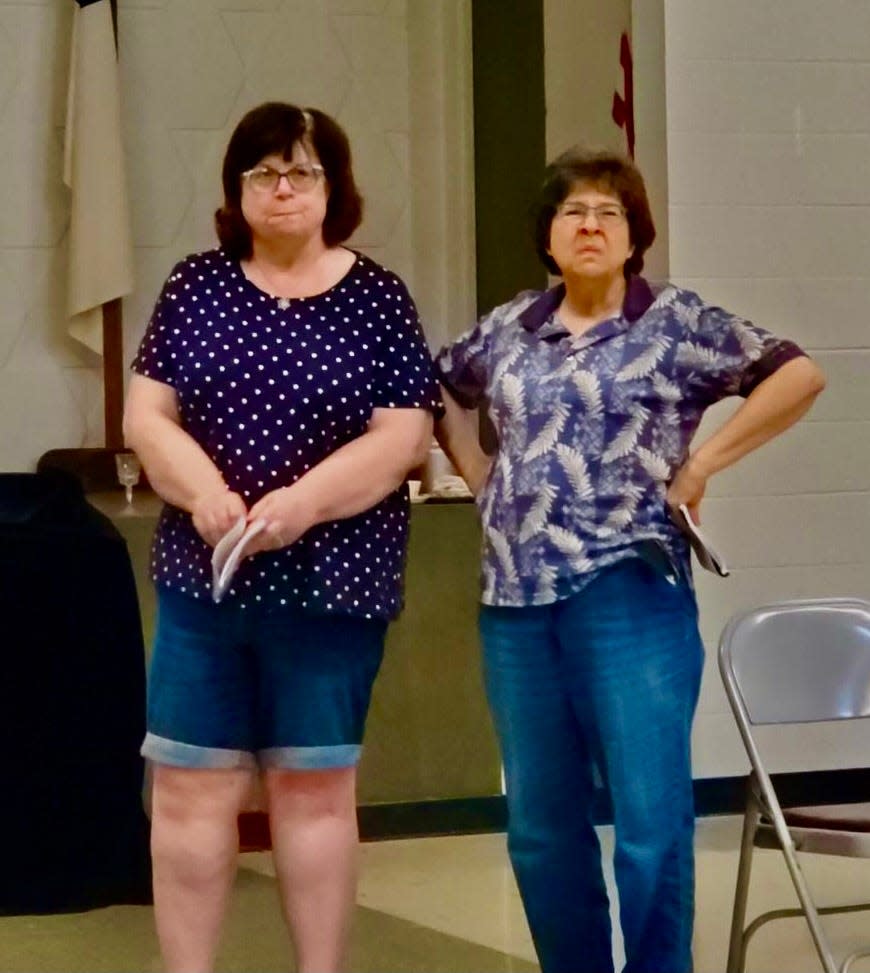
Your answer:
[666,458,708,525]
[240,486,316,556]
[665,358,825,527]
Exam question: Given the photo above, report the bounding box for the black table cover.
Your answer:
[0,471,152,913]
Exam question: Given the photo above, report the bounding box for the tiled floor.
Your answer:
[3,815,870,971]
[358,818,870,972]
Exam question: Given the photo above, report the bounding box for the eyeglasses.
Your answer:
[556,201,626,226]
[241,163,325,194]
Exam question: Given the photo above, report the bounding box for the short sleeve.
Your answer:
[675,295,807,404]
[371,273,441,413]
[130,261,187,387]
[433,312,497,410]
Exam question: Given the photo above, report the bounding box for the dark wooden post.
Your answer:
[103,296,124,449]
[103,0,124,450]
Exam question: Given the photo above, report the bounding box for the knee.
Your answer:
[153,766,252,818]
[150,766,252,869]
[505,799,597,868]
[614,776,695,841]
[265,767,357,820]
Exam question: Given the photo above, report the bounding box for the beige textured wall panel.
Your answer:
[0,248,84,370]
[0,6,69,248]
[119,3,244,129]
[2,0,478,470]
[0,366,93,459]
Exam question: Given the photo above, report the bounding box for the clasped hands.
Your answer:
[191,484,313,556]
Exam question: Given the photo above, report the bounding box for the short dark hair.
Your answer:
[533,147,656,277]
[215,102,363,259]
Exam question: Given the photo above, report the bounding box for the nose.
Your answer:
[274,172,295,194]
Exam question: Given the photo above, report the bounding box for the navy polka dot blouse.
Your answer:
[131,248,440,619]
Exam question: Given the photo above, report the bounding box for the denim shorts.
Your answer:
[141,587,386,771]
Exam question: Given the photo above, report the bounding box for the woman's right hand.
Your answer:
[191,489,248,547]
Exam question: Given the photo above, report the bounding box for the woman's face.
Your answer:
[547,182,634,283]
[240,140,329,247]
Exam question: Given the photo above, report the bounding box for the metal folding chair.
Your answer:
[718,597,870,973]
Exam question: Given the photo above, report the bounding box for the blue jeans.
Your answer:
[480,558,704,973]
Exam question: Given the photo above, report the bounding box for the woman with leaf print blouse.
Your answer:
[435,147,825,973]
[123,103,438,973]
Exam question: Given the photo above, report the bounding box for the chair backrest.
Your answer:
[718,598,870,726]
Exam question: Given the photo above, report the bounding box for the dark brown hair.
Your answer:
[215,102,363,258]
[533,147,656,277]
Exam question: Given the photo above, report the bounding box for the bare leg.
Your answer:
[265,767,359,973]
[150,764,254,973]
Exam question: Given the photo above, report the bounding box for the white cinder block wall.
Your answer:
[665,0,870,776]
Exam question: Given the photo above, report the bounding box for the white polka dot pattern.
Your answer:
[131,249,440,619]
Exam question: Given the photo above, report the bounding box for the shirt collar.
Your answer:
[518,275,656,334]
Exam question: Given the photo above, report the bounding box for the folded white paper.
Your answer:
[211,516,267,603]
[673,504,730,577]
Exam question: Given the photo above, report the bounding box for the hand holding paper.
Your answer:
[672,504,730,577]
[192,488,248,548]
[211,515,267,603]
[242,485,314,557]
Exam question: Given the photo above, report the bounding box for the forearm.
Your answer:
[689,356,826,479]
[434,390,491,495]
[285,416,432,527]
[124,413,227,511]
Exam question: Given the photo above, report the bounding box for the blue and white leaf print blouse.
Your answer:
[435,276,806,606]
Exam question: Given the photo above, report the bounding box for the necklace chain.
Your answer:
[251,259,295,309]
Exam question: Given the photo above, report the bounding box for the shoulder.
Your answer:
[641,281,724,335]
[351,251,411,294]
[162,248,233,291]
[504,288,547,315]
[482,289,547,332]
[346,253,424,331]
[647,282,704,314]
[475,290,549,347]
[437,290,545,368]
[443,289,546,348]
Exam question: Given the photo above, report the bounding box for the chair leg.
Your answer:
[751,769,839,973]
[727,792,761,973]
[772,825,839,973]
[841,947,870,973]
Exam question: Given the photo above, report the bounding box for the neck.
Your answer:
[251,232,327,272]
[242,237,353,302]
[559,274,627,333]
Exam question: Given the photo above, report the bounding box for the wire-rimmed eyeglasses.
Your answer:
[241,163,325,194]
[556,201,626,226]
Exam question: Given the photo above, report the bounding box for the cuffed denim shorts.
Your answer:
[141,587,386,771]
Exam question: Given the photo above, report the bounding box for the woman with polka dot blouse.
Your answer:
[123,103,439,973]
